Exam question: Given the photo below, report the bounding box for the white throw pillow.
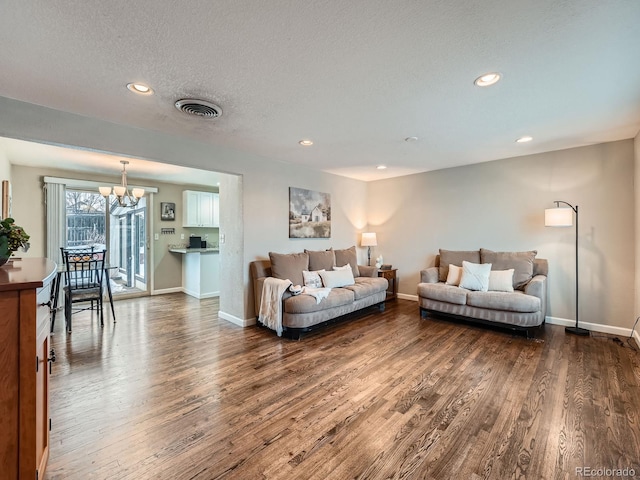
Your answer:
[488,269,515,292]
[303,269,325,288]
[319,268,355,288]
[459,261,492,292]
[333,263,352,271]
[445,264,463,286]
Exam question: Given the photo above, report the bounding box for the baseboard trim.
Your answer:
[197,292,220,299]
[546,316,635,337]
[183,288,220,300]
[151,287,183,296]
[398,293,418,302]
[634,328,640,349]
[219,311,256,327]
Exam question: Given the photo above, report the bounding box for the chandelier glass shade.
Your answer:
[99,161,144,207]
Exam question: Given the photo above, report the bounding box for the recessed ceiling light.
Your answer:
[405,136,418,142]
[376,165,387,170]
[127,83,153,95]
[299,139,313,146]
[474,72,501,87]
[516,135,533,143]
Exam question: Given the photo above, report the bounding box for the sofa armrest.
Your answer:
[420,267,439,283]
[525,274,547,318]
[358,265,379,277]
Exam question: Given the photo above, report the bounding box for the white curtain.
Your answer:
[44,181,65,265]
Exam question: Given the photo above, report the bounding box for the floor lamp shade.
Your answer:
[545,207,573,227]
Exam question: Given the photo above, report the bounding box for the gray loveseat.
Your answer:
[250,246,389,339]
[418,249,548,336]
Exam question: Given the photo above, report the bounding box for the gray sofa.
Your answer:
[250,246,389,339]
[418,249,548,336]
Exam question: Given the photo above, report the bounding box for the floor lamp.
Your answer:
[361,232,377,266]
[544,201,589,336]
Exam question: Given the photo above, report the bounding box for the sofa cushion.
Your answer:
[305,249,336,271]
[445,264,463,286]
[488,269,515,292]
[319,269,355,288]
[284,287,355,314]
[269,251,309,286]
[459,261,491,292]
[417,283,468,306]
[343,276,388,300]
[480,249,537,289]
[466,291,541,313]
[438,249,480,282]
[334,246,360,277]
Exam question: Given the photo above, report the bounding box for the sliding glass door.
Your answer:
[64,188,148,297]
[107,197,147,294]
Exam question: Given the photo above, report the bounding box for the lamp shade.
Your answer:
[361,232,377,247]
[99,186,112,197]
[545,207,573,227]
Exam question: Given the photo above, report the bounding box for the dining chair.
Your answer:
[62,248,106,332]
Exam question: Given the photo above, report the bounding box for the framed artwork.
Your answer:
[161,202,176,221]
[1,180,11,219]
[289,187,331,238]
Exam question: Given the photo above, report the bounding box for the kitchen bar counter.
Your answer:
[169,248,219,299]
[168,247,219,254]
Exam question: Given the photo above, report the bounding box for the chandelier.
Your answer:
[99,160,145,207]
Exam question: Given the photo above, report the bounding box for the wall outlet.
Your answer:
[181,233,185,240]
[220,233,225,244]
[154,233,159,240]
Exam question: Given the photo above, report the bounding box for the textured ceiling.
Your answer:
[1,0,639,181]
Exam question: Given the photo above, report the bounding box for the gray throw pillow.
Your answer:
[269,251,309,286]
[305,249,336,271]
[480,248,537,289]
[438,249,481,282]
[333,246,360,277]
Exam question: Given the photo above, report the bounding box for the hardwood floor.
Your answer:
[45,295,640,480]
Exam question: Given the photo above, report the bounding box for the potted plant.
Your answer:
[0,217,30,266]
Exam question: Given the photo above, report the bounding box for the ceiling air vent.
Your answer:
[174,99,222,119]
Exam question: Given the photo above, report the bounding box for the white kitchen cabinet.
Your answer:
[183,190,219,228]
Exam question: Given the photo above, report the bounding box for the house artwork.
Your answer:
[300,205,327,223]
[289,187,331,238]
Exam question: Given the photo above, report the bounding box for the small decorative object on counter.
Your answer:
[0,217,30,266]
[375,255,383,269]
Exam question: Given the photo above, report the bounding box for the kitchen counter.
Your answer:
[169,248,220,299]
[169,247,219,254]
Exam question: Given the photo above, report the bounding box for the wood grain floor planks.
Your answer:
[44,294,640,479]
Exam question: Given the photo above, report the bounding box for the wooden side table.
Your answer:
[378,268,398,301]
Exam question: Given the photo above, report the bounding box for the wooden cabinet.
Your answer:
[183,190,219,228]
[0,258,56,480]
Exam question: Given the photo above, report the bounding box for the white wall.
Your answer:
[367,140,635,332]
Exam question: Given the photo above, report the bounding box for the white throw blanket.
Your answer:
[258,277,292,336]
[302,286,331,304]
